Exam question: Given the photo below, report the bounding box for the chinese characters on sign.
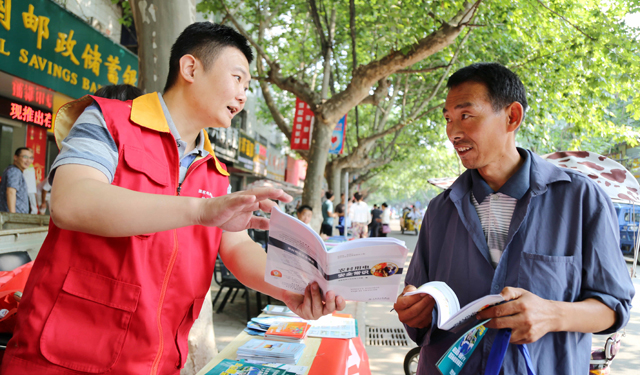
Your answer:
[10,76,53,109]
[9,102,51,128]
[26,124,47,182]
[237,132,256,171]
[290,98,314,150]
[0,0,139,98]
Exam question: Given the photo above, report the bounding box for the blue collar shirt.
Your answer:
[404,148,634,375]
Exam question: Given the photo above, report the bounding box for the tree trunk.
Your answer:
[302,118,334,232]
[130,0,196,93]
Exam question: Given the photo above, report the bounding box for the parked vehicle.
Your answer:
[614,203,639,256]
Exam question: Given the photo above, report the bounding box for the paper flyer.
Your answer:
[436,320,490,375]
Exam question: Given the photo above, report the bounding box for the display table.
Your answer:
[196,325,370,375]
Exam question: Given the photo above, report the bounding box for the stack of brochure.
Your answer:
[236,339,306,365]
[245,316,303,336]
[205,359,297,375]
[264,321,311,343]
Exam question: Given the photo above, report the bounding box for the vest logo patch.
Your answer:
[198,189,214,199]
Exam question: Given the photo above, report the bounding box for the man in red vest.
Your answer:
[1,23,345,375]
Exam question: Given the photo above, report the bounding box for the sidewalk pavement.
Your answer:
[209,220,640,374]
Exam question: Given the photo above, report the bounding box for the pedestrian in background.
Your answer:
[370,204,382,237]
[321,190,336,237]
[0,148,34,214]
[350,192,370,238]
[380,202,391,237]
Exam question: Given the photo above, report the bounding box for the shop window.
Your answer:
[231,110,247,131]
[0,125,14,173]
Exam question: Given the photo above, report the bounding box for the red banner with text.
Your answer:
[290,98,314,150]
[26,125,47,183]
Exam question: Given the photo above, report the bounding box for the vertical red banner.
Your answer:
[290,98,314,150]
[26,125,47,183]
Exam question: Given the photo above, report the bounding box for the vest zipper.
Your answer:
[150,140,184,375]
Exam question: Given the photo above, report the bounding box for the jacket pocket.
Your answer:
[40,268,141,373]
[517,252,579,302]
[122,144,169,187]
[175,297,205,369]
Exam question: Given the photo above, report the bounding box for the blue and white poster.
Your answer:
[329,114,348,155]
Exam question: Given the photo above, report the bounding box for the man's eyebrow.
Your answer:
[443,102,474,114]
[234,66,250,78]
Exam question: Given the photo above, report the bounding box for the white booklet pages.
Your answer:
[404,281,504,331]
[265,207,409,302]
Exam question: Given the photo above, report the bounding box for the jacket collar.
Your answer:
[54,93,229,177]
[131,93,229,176]
[448,148,570,202]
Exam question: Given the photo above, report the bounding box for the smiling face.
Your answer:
[191,46,250,128]
[13,149,34,172]
[443,81,516,172]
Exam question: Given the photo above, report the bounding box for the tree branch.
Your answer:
[319,0,480,125]
[358,78,392,106]
[397,64,451,74]
[533,0,597,41]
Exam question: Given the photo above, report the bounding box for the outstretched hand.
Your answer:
[477,287,558,344]
[281,282,346,320]
[196,187,292,232]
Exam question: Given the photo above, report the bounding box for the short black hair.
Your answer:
[15,147,32,157]
[94,84,143,101]
[297,205,312,213]
[447,63,528,121]
[354,192,363,201]
[325,190,334,199]
[164,22,253,92]
[382,202,388,208]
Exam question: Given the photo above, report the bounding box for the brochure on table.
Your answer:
[265,207,408,302]
[404,281,504,332]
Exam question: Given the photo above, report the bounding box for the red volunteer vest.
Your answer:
[1,93,230,375]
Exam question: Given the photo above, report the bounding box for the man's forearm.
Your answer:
[553,298,616,333]
[6,188,16,213]
[219,232,286,301]
[51,168,200,237]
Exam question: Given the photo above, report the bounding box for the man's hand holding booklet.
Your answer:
[403,281,504,333]
[265,207,409,302]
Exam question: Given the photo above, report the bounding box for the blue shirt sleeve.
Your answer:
[4,167,24,190]
[50,102,119,184]
[579,191,635,333]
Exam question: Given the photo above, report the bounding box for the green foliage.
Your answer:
[198,0,640,196]
[112,0,133,28]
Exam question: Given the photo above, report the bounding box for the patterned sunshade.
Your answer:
[542,151,640,204]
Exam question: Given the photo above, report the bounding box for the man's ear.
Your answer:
[506,102,524,133]
[178,54,198,84]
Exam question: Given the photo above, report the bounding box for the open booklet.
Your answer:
[265,207,409,302]
[404,281,504,333]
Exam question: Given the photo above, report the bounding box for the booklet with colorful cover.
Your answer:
[403,281,504,332]
[265,207,409,302]
[265,321,311,342]
[236,339,306,365]
[204,359,295,375]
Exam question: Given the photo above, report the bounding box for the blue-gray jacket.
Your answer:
[404,149,634,375]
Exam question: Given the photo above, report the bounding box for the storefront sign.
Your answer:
[329,114,348,155]
[208,126,238,163]
[253,141,267,177]
[0,71,54,110]
[291,98,314,150]
[0,95,52,128]
[267,146,286,181]
[26,124,47,181]
[0,0,138,99]
[237,131,255,171]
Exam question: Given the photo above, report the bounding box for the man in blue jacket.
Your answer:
[393,62,634,374]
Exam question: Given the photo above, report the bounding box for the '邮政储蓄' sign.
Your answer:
[0,0,138,99]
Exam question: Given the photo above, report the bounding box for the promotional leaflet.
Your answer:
[265,208,408,302]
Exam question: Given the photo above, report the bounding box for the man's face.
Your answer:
[297,209,312,225]
[443,81,511,170]
[192,47,250,128]
[13,149,33,171]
